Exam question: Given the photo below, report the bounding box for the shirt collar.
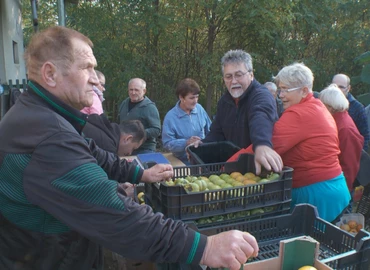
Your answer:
[175,101,198,117]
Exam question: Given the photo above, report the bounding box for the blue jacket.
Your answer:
[162,102,211,163]
[347,93,369,151]
[204,79,278,149]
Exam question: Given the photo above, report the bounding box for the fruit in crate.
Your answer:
[137,192,145,204]
[339,219,363,234]
[162,171,280,192]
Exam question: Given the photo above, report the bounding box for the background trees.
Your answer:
[21,0,370,122]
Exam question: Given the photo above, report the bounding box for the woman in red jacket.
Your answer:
[229,63,350,222]
[319,84,363,192]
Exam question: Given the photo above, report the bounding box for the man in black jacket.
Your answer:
[199,49,283,175]
[0,26,258,270]
[83,114,146,156]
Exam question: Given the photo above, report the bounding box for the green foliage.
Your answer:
[20,0,370,121]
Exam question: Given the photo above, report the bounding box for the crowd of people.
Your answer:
[0,25,369,269]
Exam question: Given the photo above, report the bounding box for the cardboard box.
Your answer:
[245,236,332,270]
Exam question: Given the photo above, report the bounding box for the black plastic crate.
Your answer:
[195,204,370,270]
[192,201,291,229]
[187,141,241,164]
[357,184,370,231]
[145,154,293,221]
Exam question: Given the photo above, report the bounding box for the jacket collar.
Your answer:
[347,92,355,102]
[27,80,88,134]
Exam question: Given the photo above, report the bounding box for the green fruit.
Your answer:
[251,208,265,215]
[185,183,200,192]
[267,173,280,181]
[221,183,233,189]
[225,178,234,184]
[214,179,226,186]
[174,178,186,185]
[198,176,209,182]
[232,182,244,187]
[252,176,262,182]
[258,179,270,184]
[220,173,230,180]
[166,180,175,186]
[209,175,221,183]
[194,180,207,191]
[207,182,216,190]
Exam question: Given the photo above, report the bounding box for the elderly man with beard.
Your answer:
[196,49,282,174]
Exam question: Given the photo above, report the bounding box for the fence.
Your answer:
[0,79,28,119]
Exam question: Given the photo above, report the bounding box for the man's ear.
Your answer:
[41,61,57,87]
[143,88,147,95]
[123,134,133,143]
[348,85,352,92]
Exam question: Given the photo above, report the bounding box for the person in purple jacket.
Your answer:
[193,49,283,174]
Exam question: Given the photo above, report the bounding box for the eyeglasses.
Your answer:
[337,85,348,90]
[277,86,302,95]
[100,83,105,88]
[223,71,250,82]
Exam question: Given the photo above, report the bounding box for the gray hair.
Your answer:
[221,50,253,74]
[274,62,314,92]
[119,120,146,143]
[319,84,349,112]
[128,78,146,89]
[95,70,105,80]
[264,82,277,92]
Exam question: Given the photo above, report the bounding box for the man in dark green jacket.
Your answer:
[118,78,161,154]
[0,26,258,270]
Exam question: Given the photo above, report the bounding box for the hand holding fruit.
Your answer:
[141,164,174,183]
[200,230,258,270]
[254,145,283,175]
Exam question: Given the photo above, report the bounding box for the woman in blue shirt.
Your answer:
[162,78,212,164]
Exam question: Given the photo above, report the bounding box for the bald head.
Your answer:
[332,74,351,95]
[128,78,146,103]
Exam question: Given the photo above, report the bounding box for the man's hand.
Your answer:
[254,145,283,175]
[141,164,174,183]
[200,230,258,270]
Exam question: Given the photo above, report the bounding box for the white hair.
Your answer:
[319,84,349,112]
[274,62,313,92]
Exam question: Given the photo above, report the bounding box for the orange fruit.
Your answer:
[243,179,257,185]
[244,172,256,179]
[230,172,243,179]
[348,220,357,229]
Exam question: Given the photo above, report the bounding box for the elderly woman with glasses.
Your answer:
[319,84,363,193]
[229,63,351,222]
